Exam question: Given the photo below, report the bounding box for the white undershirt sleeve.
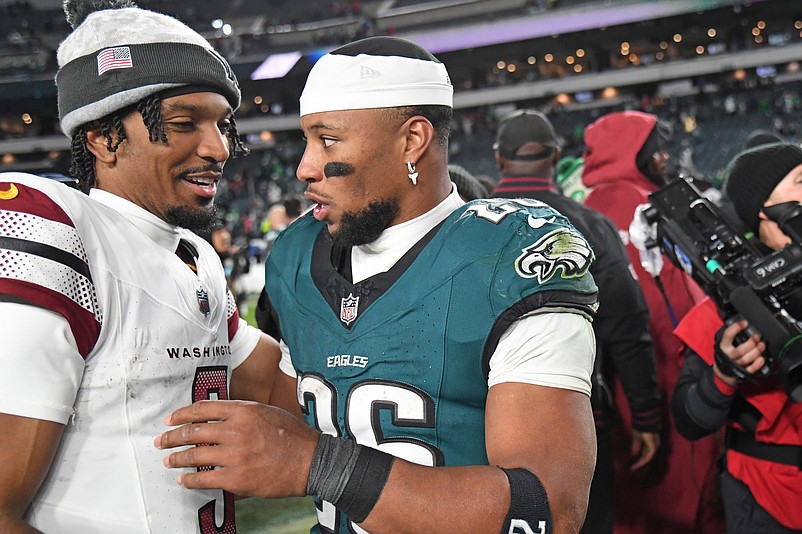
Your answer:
[278,339,297,378]
[0,303,86,424]
[488,312,595,396]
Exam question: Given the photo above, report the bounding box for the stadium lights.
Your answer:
[250,51,303,80]
[602,87,618,99]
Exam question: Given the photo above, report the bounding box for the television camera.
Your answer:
[639,177,802,402]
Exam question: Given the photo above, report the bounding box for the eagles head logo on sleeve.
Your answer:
[515,228,593,283]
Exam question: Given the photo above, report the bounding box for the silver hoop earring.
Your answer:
[407,161,418,185]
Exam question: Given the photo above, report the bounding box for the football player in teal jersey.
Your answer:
[158,36,599,534]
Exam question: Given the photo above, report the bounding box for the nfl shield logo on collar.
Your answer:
[197,288,210,317]
[340,293,359,325]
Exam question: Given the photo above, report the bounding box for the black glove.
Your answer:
[713,323,751,381]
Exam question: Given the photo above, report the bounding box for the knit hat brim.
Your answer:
[724,142,802,234]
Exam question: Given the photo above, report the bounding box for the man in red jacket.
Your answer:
[582,111,722,533]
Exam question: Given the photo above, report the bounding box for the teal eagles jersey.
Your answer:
[264,198,597,533]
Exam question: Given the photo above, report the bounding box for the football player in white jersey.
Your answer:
[0,1,288,532]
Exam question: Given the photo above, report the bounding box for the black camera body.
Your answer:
[642,177,802,402]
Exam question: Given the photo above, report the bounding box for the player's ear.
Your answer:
[402,115,434,164]
[85,124,119,164]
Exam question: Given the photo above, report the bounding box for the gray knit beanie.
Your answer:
[724,142,802,234]
[56,0,240,138]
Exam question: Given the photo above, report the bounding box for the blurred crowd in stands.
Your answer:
[173,73,802,305]
[3,0,802,308]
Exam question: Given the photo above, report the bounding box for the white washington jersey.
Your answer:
[0,172,259,533]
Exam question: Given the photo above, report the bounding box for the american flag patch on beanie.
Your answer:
[97,46,133,75]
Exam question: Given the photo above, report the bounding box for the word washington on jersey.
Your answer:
[0,173,260,533]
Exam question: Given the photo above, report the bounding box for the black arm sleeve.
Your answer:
[671,348,734,441]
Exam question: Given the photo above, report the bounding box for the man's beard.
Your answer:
[329,199,400,248]
[165,203,218,234]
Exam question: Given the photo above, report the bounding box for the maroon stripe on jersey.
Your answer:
[0,181,75,227]
[227,307,239,343]
[0,275,100,358]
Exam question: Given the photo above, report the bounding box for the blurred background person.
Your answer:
[210,223,251,313]
[282,194,304,225]
[492,109,661,534]
[582,110,723,534]
[447,163,490,201]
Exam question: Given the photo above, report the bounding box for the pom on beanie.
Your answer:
[724,143,802,234]
[56,0,240,138]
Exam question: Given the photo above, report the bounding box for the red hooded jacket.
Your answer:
[582,111,721,533]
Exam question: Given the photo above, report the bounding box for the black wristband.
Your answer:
[306,433,395,524]
[500,467,552,534]
[335,442,395,523]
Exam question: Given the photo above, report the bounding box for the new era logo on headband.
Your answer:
[97,47,133,75]
[360,66,381,79]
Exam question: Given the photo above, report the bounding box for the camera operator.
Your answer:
[672,142,802,533]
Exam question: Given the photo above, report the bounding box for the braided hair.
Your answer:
[69,93,249,193]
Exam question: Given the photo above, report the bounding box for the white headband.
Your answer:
[300,53,453,117]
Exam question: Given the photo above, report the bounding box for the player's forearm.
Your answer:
[357,461,586,534]
[356,463,508,533]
